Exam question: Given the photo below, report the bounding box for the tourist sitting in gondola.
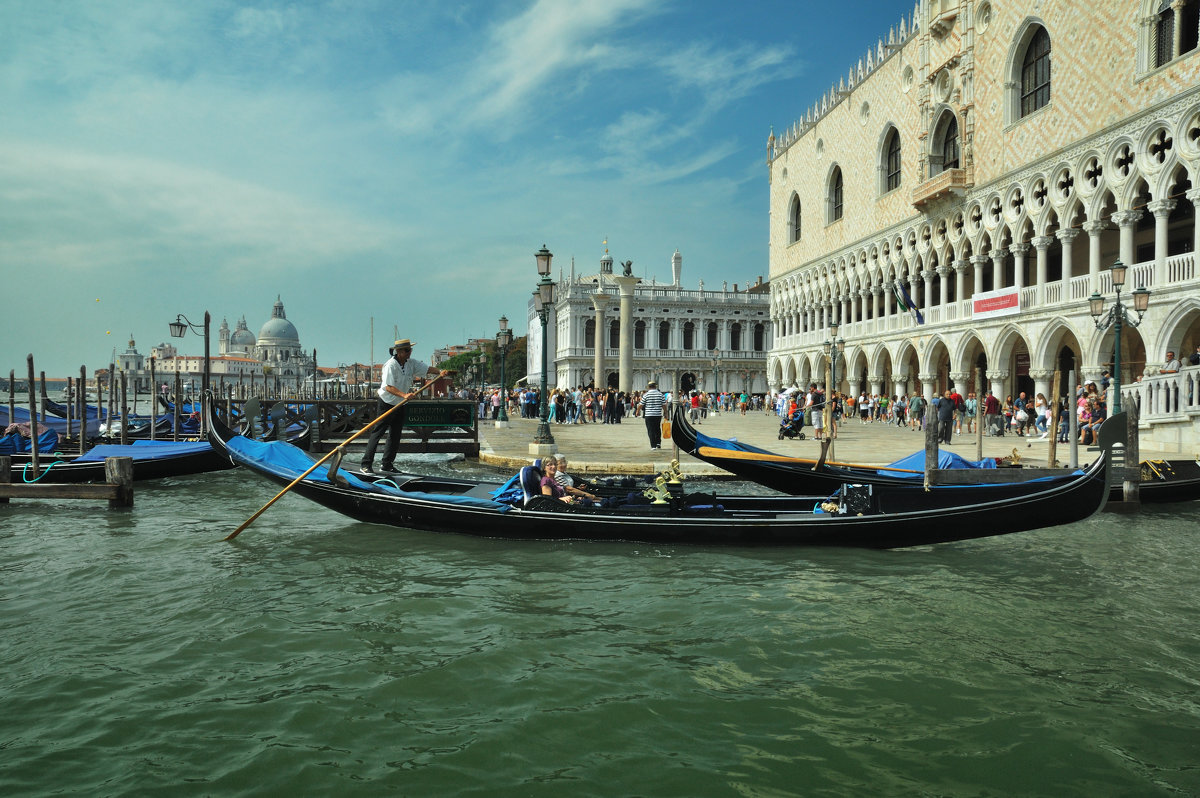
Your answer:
[553,454,599,503]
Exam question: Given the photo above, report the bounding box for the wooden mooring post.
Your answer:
[0,456,135,509]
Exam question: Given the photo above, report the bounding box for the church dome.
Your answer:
[258,297,299,342]
[230,316,257,348]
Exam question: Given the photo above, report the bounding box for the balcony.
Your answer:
[912,168,969,211]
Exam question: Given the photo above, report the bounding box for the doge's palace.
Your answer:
[768,0,1200,451]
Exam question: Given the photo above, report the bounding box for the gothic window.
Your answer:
[683,321,695,350]
[789,193,802,242]
[585,318,595,348]
[1185,1,1200,56]
[730,323,742,352]
[658,321,670,349]
[930,111,960,176]
[829,166,844,223]
[609,320,619,349]
[885,128,902,192]
[1020,27,1051,117]
[753,323,765,351]
[1156,0,1200,66]
[634,320,646,350]
[943,116,959,168]
[706,322,719,351]
[1156,1,1176,67]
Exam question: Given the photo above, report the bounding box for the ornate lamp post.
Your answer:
[533,245,556,449]
[496,315,513,426]
[823,317,844,395]
[1089,259,1150,415]
[168,311,211,393]
[477,352,487,395]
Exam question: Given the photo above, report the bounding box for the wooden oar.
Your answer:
[696,445,925,474]
[224,373,446,541]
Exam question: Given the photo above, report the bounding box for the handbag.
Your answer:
[1016,409,1028,423]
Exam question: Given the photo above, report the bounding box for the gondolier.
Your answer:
[638,381,665,450]
[361,338,439,475]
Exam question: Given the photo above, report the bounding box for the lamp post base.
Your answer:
[494,419,510,429]
[528,442,558,456]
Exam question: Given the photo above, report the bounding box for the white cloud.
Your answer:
[0,141,406,277]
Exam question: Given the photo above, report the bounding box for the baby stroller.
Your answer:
[779,408,806,440]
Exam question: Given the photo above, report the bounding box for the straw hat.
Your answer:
[389,338,415,353]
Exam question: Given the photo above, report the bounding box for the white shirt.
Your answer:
[377,356,430,405]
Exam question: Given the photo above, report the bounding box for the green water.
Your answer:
[2,469,1198,797]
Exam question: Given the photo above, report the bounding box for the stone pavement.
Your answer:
[476,407,1133,477]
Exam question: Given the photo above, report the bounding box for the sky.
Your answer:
[1,0,910,378]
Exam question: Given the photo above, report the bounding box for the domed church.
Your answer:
[254,296,312,378]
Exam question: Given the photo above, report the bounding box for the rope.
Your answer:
[22,459,66,483]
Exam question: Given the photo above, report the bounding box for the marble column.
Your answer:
[971,254,987,296]
[614,275,639,394]
[924,269,936,314]
[869,374,883,397]
[1057,228,1080,293]
[919,372,937,404]
[991,248,1007,292]
[1030,369,1053,406]
[953,259,966,306]
[590,292,610,390]
[1112,209,1142,269]
[988,369,1011,403]
[1148,199,1177,287]
[1032,235,1053,303]
[1010,242,1029,291]
[1189,188,1200,259]
[1083,219,1107,292]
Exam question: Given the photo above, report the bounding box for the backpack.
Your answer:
[954,394,964,411]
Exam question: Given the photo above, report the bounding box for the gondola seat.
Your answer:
[519,464,544,506]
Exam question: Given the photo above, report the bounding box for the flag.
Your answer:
[893,281,925,325]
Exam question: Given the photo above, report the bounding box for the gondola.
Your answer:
[1121,458,1200,503]
[669,402,1125,508]
[0,404,103,437]
[207,402,1111,548]
[3,439,235,485]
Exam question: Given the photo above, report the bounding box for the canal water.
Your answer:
[2,464,1198,797]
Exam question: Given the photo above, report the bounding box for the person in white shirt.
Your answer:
[361,338,442,475]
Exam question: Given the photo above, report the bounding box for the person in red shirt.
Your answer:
[983,390,1002,436]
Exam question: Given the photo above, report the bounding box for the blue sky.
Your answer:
[1,0,909,378]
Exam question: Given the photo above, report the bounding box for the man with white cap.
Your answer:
[361,338,440,475]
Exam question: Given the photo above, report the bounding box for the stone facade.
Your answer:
[768,0,1200,451]
[528,248,772,395]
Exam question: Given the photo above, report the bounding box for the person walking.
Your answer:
[361,338,442,475]
[638,381,666,450]
[937,390,955,444]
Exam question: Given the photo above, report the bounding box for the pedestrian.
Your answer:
[983,390,1001,436]
[937,390,955,444]
[1163,350,1181,373]
[361,339,442,475]
[639,381,665,450]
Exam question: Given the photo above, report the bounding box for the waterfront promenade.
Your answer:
[475,407,1141,477]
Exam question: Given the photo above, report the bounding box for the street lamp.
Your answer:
[478,352,487,395]
[168,311,211,393]
[1089,259,1150,416]
[533,245,556,448]
[496,315,513,424]
[823,317,844,396]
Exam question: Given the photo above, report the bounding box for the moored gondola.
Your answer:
[4,439,234,484]
[669,402,1126,507]
[208,400,1111,548]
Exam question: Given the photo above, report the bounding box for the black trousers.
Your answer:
[362,399,404,468]
[645,415,662,447]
